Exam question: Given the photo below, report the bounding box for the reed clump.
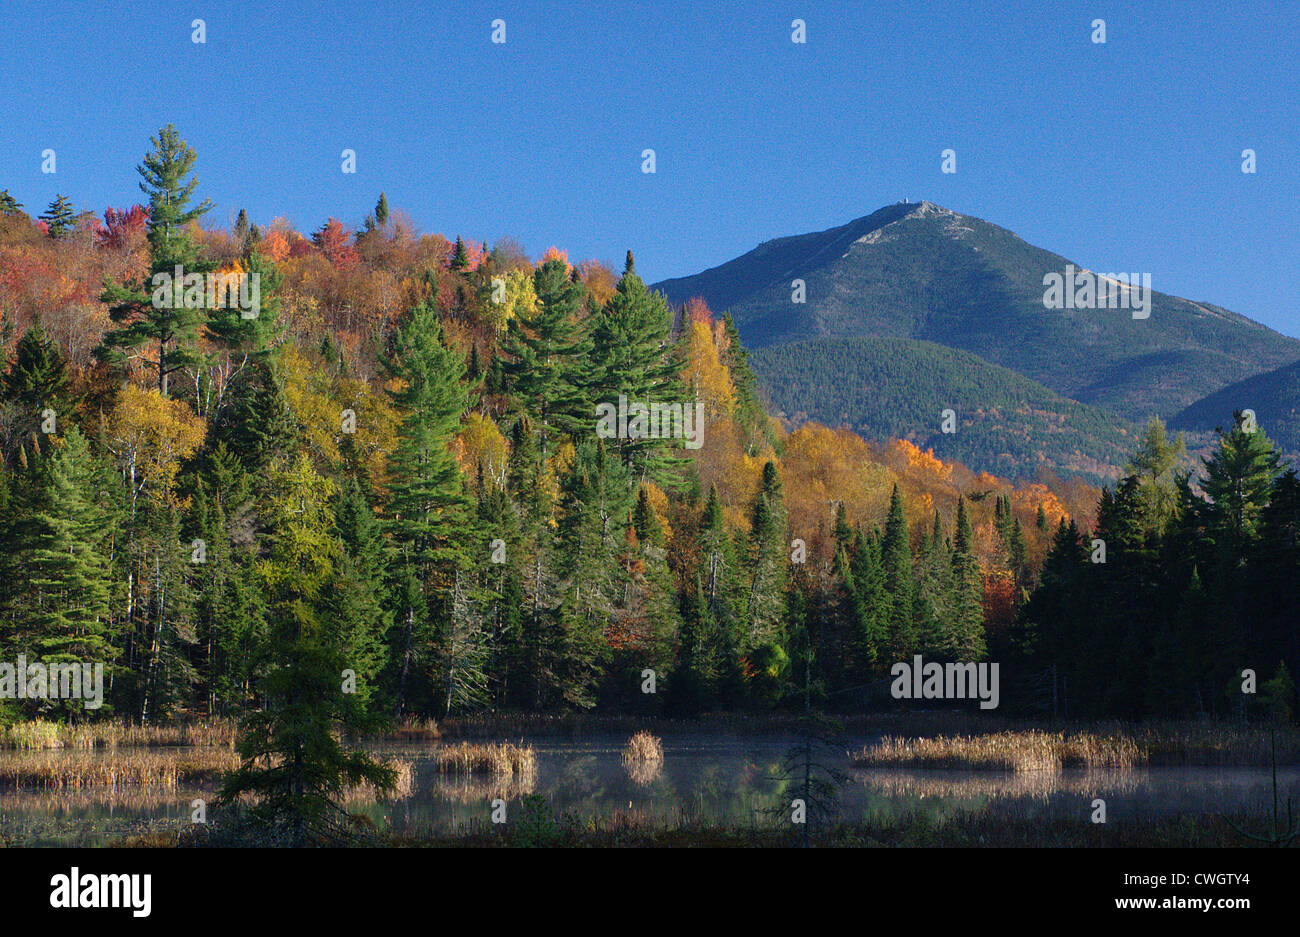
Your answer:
[433,742,535,778]
[0,719,238,751]
[852,730,1142,772]
[622,731,663,765]
[0,750,239,790]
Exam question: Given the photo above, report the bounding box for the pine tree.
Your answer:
[2,427,116,717]
[100,125,215,396]
[880,485,917,660]
[219,455,395,845]
[588,252,685,484]
[744,460,788,650]
[943,496,987,660]
[383,300,475,716]
[499,258,593,459]
[0,189,23,215]
[553,438,632,707]
[332,478,393,714]
[1200,411,1281,560]
[39,195,76,238]
[450,236,470,271]
[375,192,389,226]
[233,209,250,248]
[1,322,74,454]
[696,485,745,697]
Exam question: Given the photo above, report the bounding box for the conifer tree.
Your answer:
[100,126,214,396]
[744,460,788,649]
[383,300,475,715]
[219,455,395,845]
[880,485,917,660]
[499,258,592,459]
[2,427,116,716]
[943,496,987,660]
[588,252,685,484]
[39,194,76,238]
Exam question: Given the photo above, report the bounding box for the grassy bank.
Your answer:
[852,724,1300,771]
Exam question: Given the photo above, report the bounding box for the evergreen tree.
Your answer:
[219,455,395,845]
[39,195,76,238]
[0,189,22,215]
[880,485,917,660]
[383,300,475,716]
[100,125,215,396]
[743,460,788,650]
[588,252,685,484]
[943,496,987,660]
[1,428,116,717]
[499,259,592,459]
[1,322,74,455]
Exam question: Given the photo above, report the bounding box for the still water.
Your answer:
[3,734,1298,845]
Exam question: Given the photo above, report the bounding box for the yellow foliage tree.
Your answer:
[104,384,206,512]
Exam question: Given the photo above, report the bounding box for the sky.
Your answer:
[3,0,1298,334]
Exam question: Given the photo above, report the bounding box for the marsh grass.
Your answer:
[0,750,239,790]
[0,720,237,751]
[848,724,1300,772]
[433,742,535,779]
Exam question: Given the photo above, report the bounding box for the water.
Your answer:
[3,734,1298,844]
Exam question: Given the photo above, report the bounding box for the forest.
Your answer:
[0,126,1294,735]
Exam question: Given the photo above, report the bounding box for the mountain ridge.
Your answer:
[654,202,1300,476]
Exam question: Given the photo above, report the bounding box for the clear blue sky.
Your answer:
[3,0,1298,334]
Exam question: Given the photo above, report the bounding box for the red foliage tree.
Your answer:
[96,205,150,250]
[312,218,359,269]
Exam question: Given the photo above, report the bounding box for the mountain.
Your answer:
[749,336,1137,483]
[655,201,1300,476]
[1172,359,1300,460]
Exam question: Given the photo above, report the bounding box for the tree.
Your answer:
[1,427,117,717]
[100,125,215,396]
[498,259,592,459]
[881,485,917,659]
[1126,416,1185,531]
[744,460,788,650]
[383,300,475,716]
[39,195,76,238]
[219,455,395,845]
[312,218,359,269]
[943,496,987,660]
[587,252,684,484]
[1,322,74,452]
[1200,412,1281,560]
[0,189,22,215]
[374,192,389,226]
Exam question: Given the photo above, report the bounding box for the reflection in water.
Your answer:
[4,735,1299,843]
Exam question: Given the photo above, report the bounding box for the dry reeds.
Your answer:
[433,742,535,779]
[0,720,238,751]
[0,750,239,790]
[851,730,1142,772]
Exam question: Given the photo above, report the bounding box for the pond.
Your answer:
[3,734,1298,845]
